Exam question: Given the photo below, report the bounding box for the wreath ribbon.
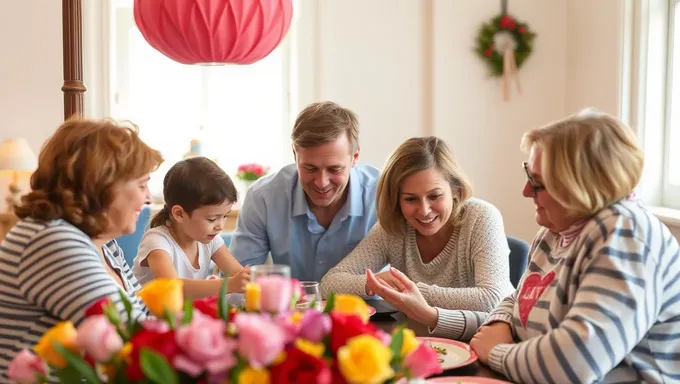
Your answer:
[502,47,522,101]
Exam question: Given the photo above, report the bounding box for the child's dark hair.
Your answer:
[150,157,238,228]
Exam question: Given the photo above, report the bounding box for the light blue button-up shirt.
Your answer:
[229,163,379,281]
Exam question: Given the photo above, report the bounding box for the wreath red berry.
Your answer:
[475,14,536,77]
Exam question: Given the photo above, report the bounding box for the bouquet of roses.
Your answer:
[7,275,443,384]
[235,163,269,182]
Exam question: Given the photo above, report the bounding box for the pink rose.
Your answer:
[274,312,301,344]
[233,313,285,369]
[404,342,443,378]
[7,350,47,384]
[256,275,293,313]
[298,310,331,343]
[141,318,171,333]
[76,315,123,362]
[173,311,238,378]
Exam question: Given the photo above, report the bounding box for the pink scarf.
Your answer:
[558,192,639,248]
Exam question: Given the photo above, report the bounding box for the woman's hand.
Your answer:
[470,322,514,365]
[365,270,405,295]
[365,267,438,328]
[226,266,251,293]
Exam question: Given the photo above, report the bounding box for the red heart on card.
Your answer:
[518,271,555,328]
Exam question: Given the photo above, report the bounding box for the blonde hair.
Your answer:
[291,101,359,152]
[520,109,644,217]
[16,118,164,237]
[377,136,473,237]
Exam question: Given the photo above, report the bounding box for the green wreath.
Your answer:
[475,14,536,77]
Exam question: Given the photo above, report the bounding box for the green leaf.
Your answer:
[323,292,335,313]
[140,348,179,384]
[217,279,228,321]
[390,325,406,361]
[54,366,86,383]
[118,289,133,322]
[229,358,248,383]
[164,308,176,330]
[103,304,129,341]
[52,342,101,384]
[182,300,193,325]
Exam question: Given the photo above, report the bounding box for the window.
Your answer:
[108,0,292,198]
[625,0,680,209]
[664,0,680,208]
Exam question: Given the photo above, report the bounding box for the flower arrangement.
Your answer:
[235,163,269,182]
[8,275,442,383]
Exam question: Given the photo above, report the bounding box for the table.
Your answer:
[367,300,510,382]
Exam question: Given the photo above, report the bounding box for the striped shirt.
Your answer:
[0,219,148,383]
[432,200,680,383]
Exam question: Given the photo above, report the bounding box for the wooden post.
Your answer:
[62,0,86,120]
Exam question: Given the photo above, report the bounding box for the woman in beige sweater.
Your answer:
[319,136,514,312]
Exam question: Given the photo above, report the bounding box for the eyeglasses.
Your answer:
[522,162,545,195]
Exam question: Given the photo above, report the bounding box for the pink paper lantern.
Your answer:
[133,0,293,65]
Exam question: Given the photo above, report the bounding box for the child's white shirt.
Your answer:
[133,225,225,285]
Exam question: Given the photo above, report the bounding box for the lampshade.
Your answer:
[0,138,37,172]
[133,0,294,65]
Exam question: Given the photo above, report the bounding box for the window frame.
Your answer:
[662,0,680,208]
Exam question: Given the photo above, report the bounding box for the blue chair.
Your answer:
[221,232,233,247]
[507,236,530,288]
[116,205,152,267]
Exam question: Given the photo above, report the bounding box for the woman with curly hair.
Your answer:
[0,118,163,381]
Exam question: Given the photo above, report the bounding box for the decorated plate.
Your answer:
[417,337,478,370]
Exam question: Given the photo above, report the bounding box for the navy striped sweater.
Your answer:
[0,219,148,383]
[432,200,680,383]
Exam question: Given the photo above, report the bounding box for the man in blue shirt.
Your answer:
[229,101,380,281]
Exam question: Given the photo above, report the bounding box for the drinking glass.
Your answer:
[296,281,323,310]
[250,264,291,282]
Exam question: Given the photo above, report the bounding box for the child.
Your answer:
[132,157,250,299]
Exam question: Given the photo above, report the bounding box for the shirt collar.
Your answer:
[291,166,365,218]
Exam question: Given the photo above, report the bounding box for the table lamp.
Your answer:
[0,138,37,213]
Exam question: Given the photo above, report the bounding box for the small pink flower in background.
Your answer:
[7,350,47,384]
[173,311,237,378]
[403,342,443,378]
[291,279,304,303]
[236,163,269,181]
[256,275,293,313]
[233,313,286,369]
[298,310,331,343]
[76,315,123,362]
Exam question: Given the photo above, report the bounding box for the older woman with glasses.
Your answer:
[366,110,680,383]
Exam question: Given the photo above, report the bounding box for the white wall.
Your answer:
[0,0,63,207]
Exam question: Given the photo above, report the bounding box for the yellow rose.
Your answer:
[245,282,261,312]
[337,335,394,384]
[34,322,79,368]
[333,294,371,323]
[395,328,418,357]
[238,366,270,384]
[137,278,184,317]
[294,338,325,358]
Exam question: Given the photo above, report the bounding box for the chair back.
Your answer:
[507,236,530,288]
[116,205,152,267]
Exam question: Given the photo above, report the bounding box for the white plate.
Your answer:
[417,337,478,370]
[425,377,510,383]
